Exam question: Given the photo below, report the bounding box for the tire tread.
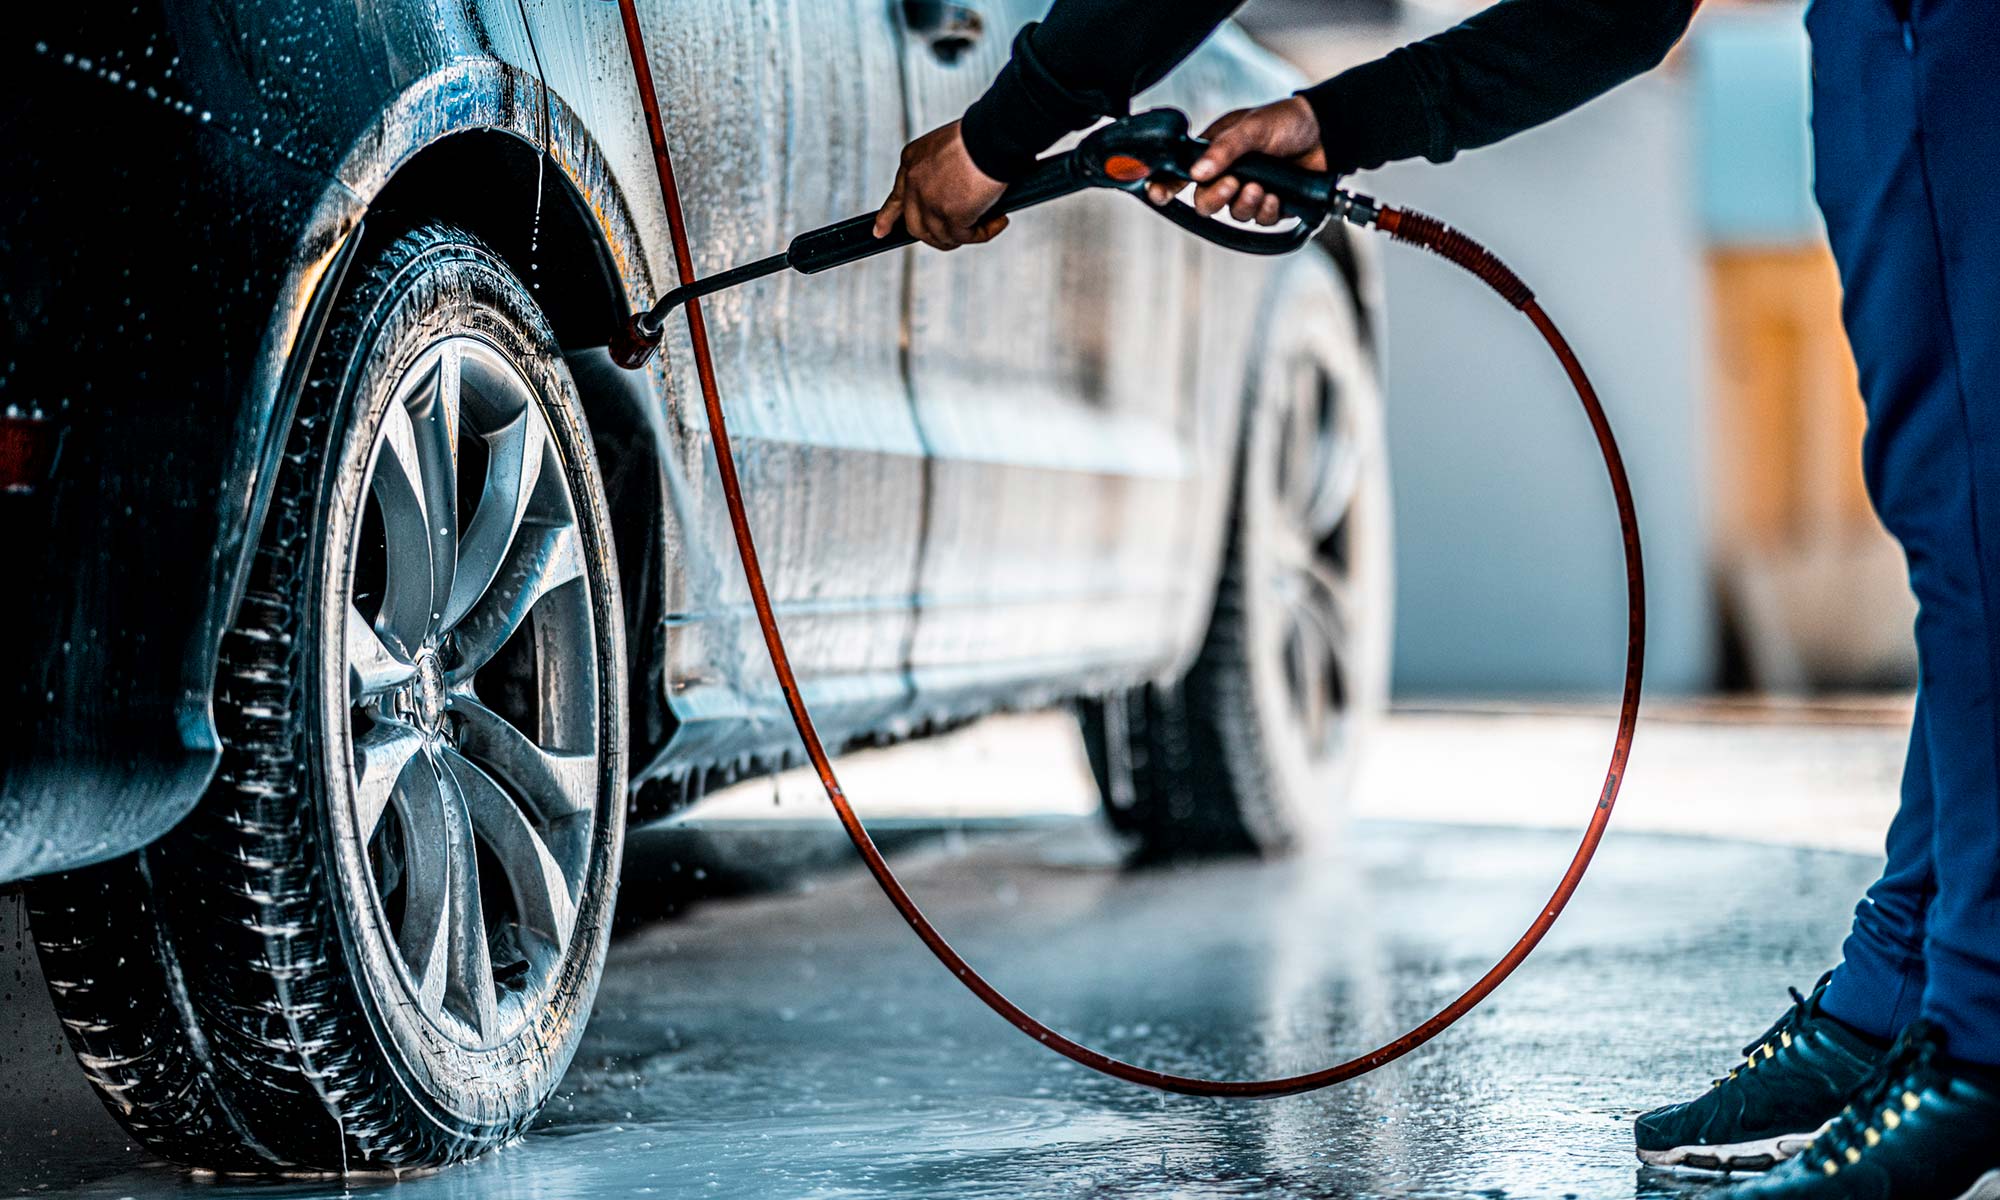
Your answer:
[28,224,587,1170]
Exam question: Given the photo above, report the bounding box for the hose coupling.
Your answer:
[609,310,665,369]
[1329,188,1382,229]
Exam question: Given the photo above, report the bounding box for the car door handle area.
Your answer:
[898,0,986,65]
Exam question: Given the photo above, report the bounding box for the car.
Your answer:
[1,0,1390,1174]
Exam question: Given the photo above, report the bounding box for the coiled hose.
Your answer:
[614,0,1643,1096]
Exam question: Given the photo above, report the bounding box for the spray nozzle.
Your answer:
[609,310,665,369]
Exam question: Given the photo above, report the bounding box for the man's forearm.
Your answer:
[961,0,1697,185]
[1302,0,1697,176]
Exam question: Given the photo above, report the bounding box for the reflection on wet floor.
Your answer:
[20,821,1875,1199]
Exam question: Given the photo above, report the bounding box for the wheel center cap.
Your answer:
[412,649,446,736]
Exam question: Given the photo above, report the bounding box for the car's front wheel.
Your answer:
[27,223,627,1170]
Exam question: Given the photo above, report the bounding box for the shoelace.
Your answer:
[1712,977,1826,1088]
[1804,1021,1943,1178]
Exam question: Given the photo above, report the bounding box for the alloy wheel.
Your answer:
[342,335,599,1046]
[1262,354,1367,776]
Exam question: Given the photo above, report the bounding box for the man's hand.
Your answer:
[873,121,1011,251]
[1145,96,1327,225]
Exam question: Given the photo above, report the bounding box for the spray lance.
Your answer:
[610,0,1643,1100]
[613,107,1389,368]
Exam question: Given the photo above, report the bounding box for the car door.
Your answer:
[521,0,927,759]
[894,0,1202,718]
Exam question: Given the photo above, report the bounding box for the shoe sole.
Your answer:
[1954,1169,2000,1200]
[1635,1124,1827,1173]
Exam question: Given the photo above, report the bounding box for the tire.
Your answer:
[26,223,627,1170]
[1081,255,1391,858]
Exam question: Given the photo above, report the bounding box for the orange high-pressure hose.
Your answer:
[613,0,1643,1096]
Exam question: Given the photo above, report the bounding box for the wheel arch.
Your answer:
[339,109,680,787]
[7,66,680,885]
[279,67,684,828]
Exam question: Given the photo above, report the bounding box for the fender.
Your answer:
[0,13,664,882]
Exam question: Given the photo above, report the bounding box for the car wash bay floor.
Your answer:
[3,702,1911,1199]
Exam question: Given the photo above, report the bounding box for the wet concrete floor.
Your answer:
[7,817,1878,1199]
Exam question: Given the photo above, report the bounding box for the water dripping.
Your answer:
[529,147,545,293]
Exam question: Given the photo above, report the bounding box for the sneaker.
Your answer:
[1636,973,1885,1172]
[1724,1020,2000,1199]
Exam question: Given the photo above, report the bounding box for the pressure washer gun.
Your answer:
[609,107,1390,369]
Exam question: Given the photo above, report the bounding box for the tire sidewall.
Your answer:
[1231,256,1393,849]
[309,229,626,1140]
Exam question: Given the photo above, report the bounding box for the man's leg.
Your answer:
[1682,4,2000,1187]
[1805,0,1944,1047]
[1629,4,2000,1177]
[1900,0,2000,1068]
[1818,698,1933,1040]
[1810,0,2000,1068]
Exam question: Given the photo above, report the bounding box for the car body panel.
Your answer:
[532,2,933,769]
[897,0,1197,717]
[3,4,548,883]
[2,0,1332,884]
[898,9,1300,718]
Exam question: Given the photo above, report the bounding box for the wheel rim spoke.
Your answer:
[1284,623,1327,744]
[347,603,417,702]
[442,407,545,630]
[450,694,597,825]
[353,718,426,839]
[1294,560,1354,673]
[370,398,436,655]
[1267,343,1360,764]
[1305,430,1360,538]
[404,349,463,641]
[1282,401,1320,516]
[442,749,578,951]
[446,520,585,681]
[389,756,452,1017]
[438,765,501,1039]
[1265,361,1354,536]
[1285,561,1354,756]
[1297,615,1336,745]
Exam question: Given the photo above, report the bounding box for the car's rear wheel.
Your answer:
[1081,255,1390,857]
[27,223,626,1170]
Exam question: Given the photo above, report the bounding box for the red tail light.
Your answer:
[0,412,62,494]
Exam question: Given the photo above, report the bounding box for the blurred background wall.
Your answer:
[1240,0,1917,699]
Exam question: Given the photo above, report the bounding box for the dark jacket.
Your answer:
[959,0,1700,182]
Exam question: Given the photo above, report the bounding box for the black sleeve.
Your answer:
[1300,0,1698,177]
[960,0,1244,181]
[959,0,1696,184]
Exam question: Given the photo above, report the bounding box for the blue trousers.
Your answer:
[1808,0,2000,1065]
